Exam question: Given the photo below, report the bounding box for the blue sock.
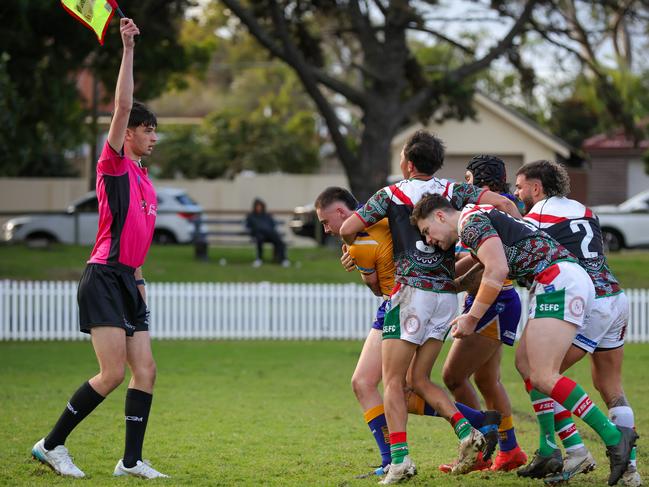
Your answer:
[365,405,391,467]
[455,402,486,428]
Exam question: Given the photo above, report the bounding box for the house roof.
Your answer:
[583,127,649,152]
[393,92,573,159]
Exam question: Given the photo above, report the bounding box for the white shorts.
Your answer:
[573,292,629,353]
[383,283,457,345]
[528,261,595,329]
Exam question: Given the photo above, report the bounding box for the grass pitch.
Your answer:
[1,340,647,486]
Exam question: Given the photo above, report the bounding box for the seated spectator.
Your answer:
[245,198,290,267]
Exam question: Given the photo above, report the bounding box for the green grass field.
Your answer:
[1,243,649,288]
[1,341,647,486]
[0,244,357,284]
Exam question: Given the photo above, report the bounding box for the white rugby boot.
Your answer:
[452,428,486,474]
[114,459,169,479]
[378,456,416,484]
[31,438,85,478]
[622,467,643,487]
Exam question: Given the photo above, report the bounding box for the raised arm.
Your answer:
[106,18,140,152]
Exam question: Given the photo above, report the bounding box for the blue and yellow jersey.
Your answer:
[349,219,395,296]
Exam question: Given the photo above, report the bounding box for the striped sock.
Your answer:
[554,403,584,451]
[450,412,472,441]
[526,379,557,456]
[389,432,408,465]
[609,406,637,470]
[497,415,519,452]
[550,376,621,447]
[364,404,391,467]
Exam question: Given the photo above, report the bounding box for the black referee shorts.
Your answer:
[78,263,149,336]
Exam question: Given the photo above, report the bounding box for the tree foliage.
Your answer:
[0,0,208,177]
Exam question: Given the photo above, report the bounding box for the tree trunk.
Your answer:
[347,110,398,202]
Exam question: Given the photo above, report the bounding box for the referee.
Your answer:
[31,18,168,479]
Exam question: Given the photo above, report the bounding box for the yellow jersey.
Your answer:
[349,219,395,296]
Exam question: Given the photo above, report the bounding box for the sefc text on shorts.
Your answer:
[528,261,594,329]
[383,283,457,345]
[78,263,149,336]
[573,292,629,353]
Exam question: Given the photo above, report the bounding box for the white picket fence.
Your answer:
[1,280,649,342]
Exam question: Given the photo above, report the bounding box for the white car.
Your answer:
[2,187,203,245]
[593,189,649,251]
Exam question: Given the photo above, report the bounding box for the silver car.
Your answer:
[593,189,649,251]
[2,187,203,245]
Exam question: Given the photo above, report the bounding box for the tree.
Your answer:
[217,0,538,200]
[0,0,208,178]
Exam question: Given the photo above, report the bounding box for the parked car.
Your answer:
[593,189,649,251]
[289,204,332,245]
[2,187,203,245]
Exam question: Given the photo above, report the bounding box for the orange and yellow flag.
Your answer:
[60,0,123,45]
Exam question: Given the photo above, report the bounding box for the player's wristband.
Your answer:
[135,279,146,287]
[468,278,502,321]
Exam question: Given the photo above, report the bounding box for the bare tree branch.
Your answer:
[406,24,475,55]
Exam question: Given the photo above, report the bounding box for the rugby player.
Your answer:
[439,155,528,473]
[31,19,168,479]
[514,160,640,486]
[339,130,521,484]
[316,186,502,479]
[410,193,638,486]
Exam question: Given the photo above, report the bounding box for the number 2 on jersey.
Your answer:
[570,219,598,259]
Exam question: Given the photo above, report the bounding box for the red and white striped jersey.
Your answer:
[524,197,621,298]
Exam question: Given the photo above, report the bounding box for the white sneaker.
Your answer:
[114,459,169,479]
[281,259,291,268]
[452,428,486,474]
[622,468,643,487]
[252,259,263,268]
[31,438,85,478]
[378,456,416,484]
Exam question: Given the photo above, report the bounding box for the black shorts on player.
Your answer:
[78,263,149,336]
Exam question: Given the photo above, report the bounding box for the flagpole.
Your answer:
[115,7,126,18]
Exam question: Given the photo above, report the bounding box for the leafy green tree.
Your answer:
[0,0,208,178]
[217,0,538,200]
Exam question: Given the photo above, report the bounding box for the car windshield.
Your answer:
[176,194,198,206]
[619,191,649,211]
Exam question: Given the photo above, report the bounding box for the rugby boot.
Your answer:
[114,459,169,479]
[31,438,85,478]
[491,445,528,472]
[378,456,416,484]
[543,446,596,485]
[438,451,491,473]
[479,410,502,461]
[451,428,487,474]
[517,449,563,479]
[607,426,639,486]
[621,468,642,487]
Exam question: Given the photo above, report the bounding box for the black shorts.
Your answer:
[78,263,149,336]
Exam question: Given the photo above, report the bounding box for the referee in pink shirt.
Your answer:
[32,18,168,480]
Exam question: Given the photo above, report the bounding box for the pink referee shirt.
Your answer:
[88,142,157,269]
